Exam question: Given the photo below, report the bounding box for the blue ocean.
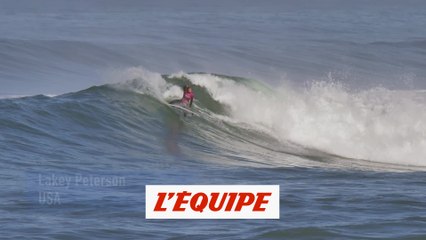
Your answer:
[1,0,426,239]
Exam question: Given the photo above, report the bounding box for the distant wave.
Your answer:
[0,38,136,70]
[370,39,426,48]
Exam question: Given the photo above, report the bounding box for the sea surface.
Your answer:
[1,0,426,239]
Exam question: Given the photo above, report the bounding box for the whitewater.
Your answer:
[1,0,426,239]
[105,68,426,168]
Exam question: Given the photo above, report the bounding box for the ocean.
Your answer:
[1,0,426,239]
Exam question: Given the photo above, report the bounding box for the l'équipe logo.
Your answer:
[145,185,280,219]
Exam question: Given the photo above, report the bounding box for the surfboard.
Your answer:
[169,103,198,116]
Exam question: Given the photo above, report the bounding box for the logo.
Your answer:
[146,185,280,219]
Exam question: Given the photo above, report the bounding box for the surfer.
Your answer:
[181,85,194,108]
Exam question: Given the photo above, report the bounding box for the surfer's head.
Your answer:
[183,85,192,93]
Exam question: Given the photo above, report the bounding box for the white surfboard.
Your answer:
[169,103,199,116]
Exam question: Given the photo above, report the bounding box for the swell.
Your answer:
[0,87,164,166]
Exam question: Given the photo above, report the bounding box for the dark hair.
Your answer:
[183,85,189,91]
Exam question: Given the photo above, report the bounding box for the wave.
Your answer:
[116,68,426,167]
[1,68,425,170]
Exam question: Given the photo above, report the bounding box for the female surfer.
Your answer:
[181,85,194,108]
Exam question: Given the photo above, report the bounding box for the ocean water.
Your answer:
[1,0,426,239]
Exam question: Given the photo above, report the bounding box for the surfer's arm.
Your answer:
[189,97,193,107]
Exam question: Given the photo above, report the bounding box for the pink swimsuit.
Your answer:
[181,91,194,106]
